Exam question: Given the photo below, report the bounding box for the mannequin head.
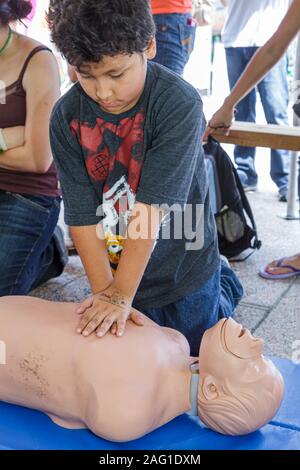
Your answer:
[197,318,284,435]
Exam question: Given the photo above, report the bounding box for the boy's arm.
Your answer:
[76,202,163,337]
[113,202,163,298]
[70,224,113,294]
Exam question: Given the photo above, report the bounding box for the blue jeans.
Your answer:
[0,191,65,295]
[152,13,196,75]
[133,260,243,356]
[225,47,290,195]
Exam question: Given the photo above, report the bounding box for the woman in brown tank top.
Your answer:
[0,0,67,295]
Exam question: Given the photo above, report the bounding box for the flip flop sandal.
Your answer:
[259,257,300,280]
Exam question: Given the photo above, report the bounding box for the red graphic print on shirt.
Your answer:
[70,112,144,193]
[70,112,145,267]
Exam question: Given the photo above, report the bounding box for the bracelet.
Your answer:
[0,128,8,152]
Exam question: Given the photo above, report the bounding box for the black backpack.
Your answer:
[203,136,262,260]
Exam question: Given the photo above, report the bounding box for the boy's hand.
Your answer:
[76,287,144,338]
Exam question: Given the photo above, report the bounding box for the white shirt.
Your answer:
[222,0,290,48]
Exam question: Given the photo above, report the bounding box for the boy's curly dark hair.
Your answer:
[0,0,32,25]
[47,0,156,68]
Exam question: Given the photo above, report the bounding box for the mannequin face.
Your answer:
[199,318,275,395]
[221,317,264,359]
[197,318,284,435]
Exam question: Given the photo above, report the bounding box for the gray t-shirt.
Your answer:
[50,62,219,309]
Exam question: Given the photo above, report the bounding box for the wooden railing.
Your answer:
[212,121,300,151]
[211,121,300,219]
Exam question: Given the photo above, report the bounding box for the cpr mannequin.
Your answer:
[0,296,284,441]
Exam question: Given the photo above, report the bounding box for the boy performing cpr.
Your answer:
[47,0,243,355]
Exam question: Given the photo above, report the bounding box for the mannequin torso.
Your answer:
[0,296,192,441]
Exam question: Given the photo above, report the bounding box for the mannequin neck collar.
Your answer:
[186,361,199,416]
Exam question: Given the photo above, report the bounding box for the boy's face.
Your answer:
[75,39,156,115]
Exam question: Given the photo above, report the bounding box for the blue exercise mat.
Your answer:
[271,358,300,433]
[0,358,299,450]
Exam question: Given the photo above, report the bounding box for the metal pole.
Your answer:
[284,35,300,220]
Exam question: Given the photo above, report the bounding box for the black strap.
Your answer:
[229,249,257,263]
[233,165,261,249]
[17,46,52,86]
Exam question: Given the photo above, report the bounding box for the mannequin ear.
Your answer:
[201,375,219,401]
